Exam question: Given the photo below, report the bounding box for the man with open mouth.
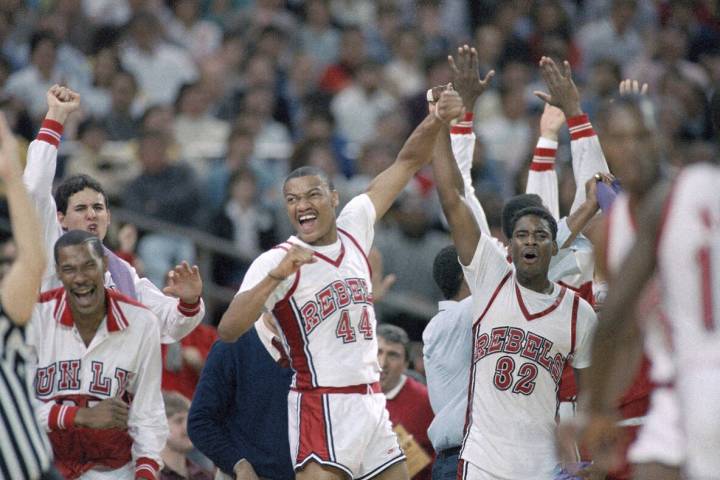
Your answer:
[217,81,465,480]
[27,230,167,479]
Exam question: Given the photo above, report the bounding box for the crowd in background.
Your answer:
[0,0,719,326]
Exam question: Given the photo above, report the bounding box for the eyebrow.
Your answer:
[285,187,324,196]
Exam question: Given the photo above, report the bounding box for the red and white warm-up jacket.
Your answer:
[23,119,204,344]
[26,287,168,480]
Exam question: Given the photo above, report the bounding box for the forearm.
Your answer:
[6,170,45,276]
[432,127,481,265]
[218,277,281,342]
[526,137,559,220]
[568,114,609,214]
[563,199,599,249]
[188,416,248,474]
[366,113,444,219]
[135,277,204,344]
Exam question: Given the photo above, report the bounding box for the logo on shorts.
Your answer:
[387,447,395,454]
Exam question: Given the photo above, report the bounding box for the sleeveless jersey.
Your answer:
[239,194,380,388]
[459,234,596,479]
[657,164,720,367]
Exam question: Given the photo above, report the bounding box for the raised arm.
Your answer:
[448,44,495,235]
[431,90,481,266]
[534,57,609,214]
[526,104,564,220]
[0,113,46,325]
[364,91,462,220]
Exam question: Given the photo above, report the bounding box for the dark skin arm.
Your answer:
[431,91,481,266]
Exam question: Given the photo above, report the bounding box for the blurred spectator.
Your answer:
[102,69,140,140]
[298,0,340,68]
[162,323,218,400]
[207,168,277,287]
[121,129,199,286]
[329,0,376,28]
[319,25,366,94]
[300,109,356,178]
[64,118,139,201]
[166,0,222,61]
[581,58,623,119]
[378,323,434,480]
[414,0,453,59]
[205,127,261,211]
[160,392,213,480]
[173,81,230,177]
[475,85,532,188]
[187,322,294,480]
[384,28,425,99]
[577,0,643,74]
[5,31,70,121]
[375,191,449,306]
[120,11,198,106]
[81,47,121,117]
[331,61,396,146]
[364,3,401,64]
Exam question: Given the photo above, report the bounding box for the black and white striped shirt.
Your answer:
[0,303,53,479]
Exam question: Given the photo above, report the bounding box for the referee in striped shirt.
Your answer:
[0,112,60,479]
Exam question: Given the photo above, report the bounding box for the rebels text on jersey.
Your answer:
[238,194,380,388]
[459,234,597,479]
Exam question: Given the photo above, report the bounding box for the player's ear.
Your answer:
[551,240,558,256]
[331,190,339,208]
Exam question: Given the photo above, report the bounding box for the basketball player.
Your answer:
[580,94,682,480]
[430,88,597,479]
[583,92,720,480]
[217,90,466,479]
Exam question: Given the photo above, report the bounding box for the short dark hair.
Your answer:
[377,323,410,362]
[30,30,58,56]
[283,166,335,190]
[509,206,558,240]
[501,194,543,239]
[54,230,105,264]
[433,245,464,300]
[54,175,108,215]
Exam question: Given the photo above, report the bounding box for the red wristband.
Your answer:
[37,119,64,147]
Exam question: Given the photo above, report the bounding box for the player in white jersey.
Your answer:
[27,230,167,479]
[430,87,597,479]
[217,91,466,480]
[23,86,204,344]
[583,94,682,480]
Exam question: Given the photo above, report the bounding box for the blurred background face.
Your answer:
[396,193,430,239]
[111,74,137,111]
[166,411,193,453]
[138,135,169,173]
[32,38,56,72]
[377,336,407,393]
[600,105,658,195]
[230,175,257,206]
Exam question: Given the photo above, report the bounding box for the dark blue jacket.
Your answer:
[187,329,294,479]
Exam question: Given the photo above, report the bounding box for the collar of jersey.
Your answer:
[288,235,345,267]
[514,281,566,321]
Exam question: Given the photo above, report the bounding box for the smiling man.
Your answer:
[23,85,204,344]
[27,230,167,479]
[430,89,597,480]
[217,90,465,480]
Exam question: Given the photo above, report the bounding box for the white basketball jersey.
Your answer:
[606,193,673,384]
[459,234,596,479]
[657,164,720,367]
[239,194,380,388]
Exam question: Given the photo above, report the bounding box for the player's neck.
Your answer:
[303,226,338,246]
[516,272,553,295]
[70,302,107,347]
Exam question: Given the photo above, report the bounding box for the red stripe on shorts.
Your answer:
[297,393,331,463]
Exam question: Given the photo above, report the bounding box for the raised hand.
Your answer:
[618,79,648,96]
[533,56,582,117]
[448,44,495,110]
[163,261,203,304]
[585,172,615,209]
[46,84,81,124]
[0,112,21,182]
[74,397,129,429]
[434,88,465,125]
[539,103,566,141]
[269,244,316,280]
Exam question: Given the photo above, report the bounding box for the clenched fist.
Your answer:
[74,397,129,430]
[269,245,316,280]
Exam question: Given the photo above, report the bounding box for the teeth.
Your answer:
[299,215,316,221]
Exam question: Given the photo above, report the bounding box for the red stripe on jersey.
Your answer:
[291,382,380,395]
[570,295,579,357]
[450,125,473,134]
[530,162,555,172]
[533,147,557,158]
[472,272,513,327]
[337,228,372,278]
[296,393,331,464]
[516,284,567,321]
[655,177,680,258]
[698,247,715,331]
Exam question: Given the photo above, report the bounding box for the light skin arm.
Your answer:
[217,245,316,342]
[431,92,482,266]
[0,113,46,325]
[364,97,462,219]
